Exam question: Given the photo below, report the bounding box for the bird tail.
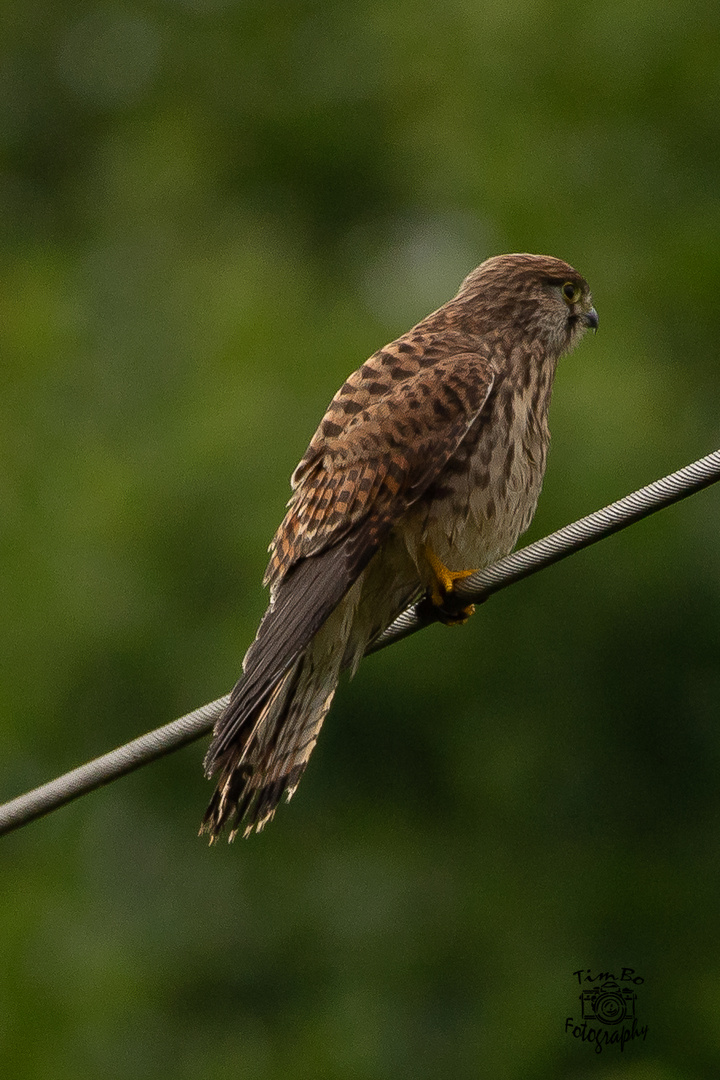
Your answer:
[200,544,361,841]
[200,648,342,840]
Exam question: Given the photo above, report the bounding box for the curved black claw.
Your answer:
[418,592,478,626]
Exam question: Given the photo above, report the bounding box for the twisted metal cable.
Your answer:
[369,447,720,652]
[2,447,720,839]
[0,696,228,837]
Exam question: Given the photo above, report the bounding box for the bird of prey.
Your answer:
[201,253,598,840]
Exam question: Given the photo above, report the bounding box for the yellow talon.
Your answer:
[424,544,478,625]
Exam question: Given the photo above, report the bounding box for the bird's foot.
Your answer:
[424,545,478,625]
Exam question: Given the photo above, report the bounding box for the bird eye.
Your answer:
[562,282,580,303]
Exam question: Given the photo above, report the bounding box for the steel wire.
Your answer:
[2,448,720,838]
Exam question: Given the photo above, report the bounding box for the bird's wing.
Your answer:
[204,352,494,794]
[265,351,495,589]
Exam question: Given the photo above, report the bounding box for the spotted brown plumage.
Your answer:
[201,253,598,840]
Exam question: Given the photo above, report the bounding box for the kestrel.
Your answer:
[202,253,598,840]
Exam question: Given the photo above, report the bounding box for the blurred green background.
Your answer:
[2,1,720,1077]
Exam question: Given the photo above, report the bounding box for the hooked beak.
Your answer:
[583,307,599,332]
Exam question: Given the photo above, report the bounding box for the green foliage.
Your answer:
[2,1,720,1076]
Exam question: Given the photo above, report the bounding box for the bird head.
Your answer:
[457,253,598,357]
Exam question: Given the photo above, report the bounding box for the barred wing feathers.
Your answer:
[266,353,495,586]
[202,352,494,839]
